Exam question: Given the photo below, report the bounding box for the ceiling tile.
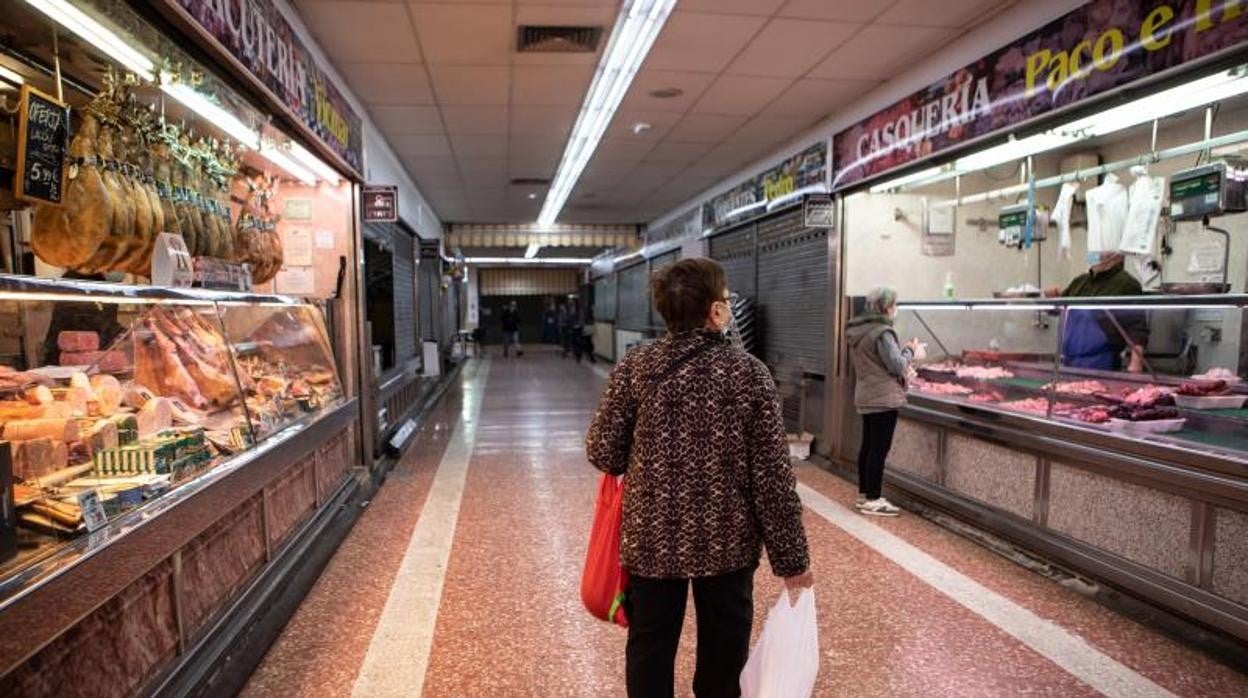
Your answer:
[607,110,683,141]
[443,107,510,135]
[691,75,793,116]
[369,105,443,135]
[337,63,433,105]
[451,135,509,158]
[456,157,509,176]
[645,13,767,73]
[643,141,713,165]
[664,114,748,144]
[513,66,595,105]
[725,19,859,78]
[401,155,459,175]
[619,69,717,114]
[408,4,512,64]
[733,115,818,145]
[675,0,786,15]
[778,0,889,22]
[876,0,1008,27]
[297,2,422,63]
[763,78,875,118]
[809,25,954,80]
[589,139,650,167]
[510,107,577,137]
[391,133,453,157]
[429,66,510,106]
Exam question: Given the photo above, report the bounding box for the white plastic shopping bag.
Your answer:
[740,589,819,698]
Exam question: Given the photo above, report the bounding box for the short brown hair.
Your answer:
[651,258,728,332]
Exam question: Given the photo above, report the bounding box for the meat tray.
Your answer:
[1173,395,1248,410]
[1107,418,1187,435]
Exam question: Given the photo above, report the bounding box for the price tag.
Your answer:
[15,85,69,205]
[77,490,108,532]
[152,233,194,287]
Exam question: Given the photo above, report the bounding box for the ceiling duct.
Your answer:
[516,26,603,53]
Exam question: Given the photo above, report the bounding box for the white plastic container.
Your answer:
[1173,394,1247,410]
[1107,418,1186,435]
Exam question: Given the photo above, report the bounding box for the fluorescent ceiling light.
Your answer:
[161,77,259,148]
[536,0,677,228]
[26,0,154,81]
[954,68,1248,175]
[261,145,317,186]
[0,66,24,86]
[290,142,340,184]
[524,243,541,259]
[464,257,592,266]
[868,166,944,194]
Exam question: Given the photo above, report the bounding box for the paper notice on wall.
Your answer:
[274,266,316,296]
[1188,243,1226,274]
[284,228,314,266]
[284,198,313,221]
[315,229,335,249]
[927,205,954,235]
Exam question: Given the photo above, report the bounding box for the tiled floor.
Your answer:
[243,349,1248,697]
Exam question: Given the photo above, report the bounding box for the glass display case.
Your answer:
[0,275,343,585]
[896,295,1248,465]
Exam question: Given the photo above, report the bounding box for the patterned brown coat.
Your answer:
[586,330,810,579]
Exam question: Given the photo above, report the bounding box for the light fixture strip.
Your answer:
[290,142,341,183]
[160,78,260,149]
[0,66,25,86]
[524,243,541,259]
[26,0,155,81]
[262,146,318,186]
[536,0,676,227]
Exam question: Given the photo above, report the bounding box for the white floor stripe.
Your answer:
[351,359,491,698]
[589,363,611,381]
[797,483,1175,698]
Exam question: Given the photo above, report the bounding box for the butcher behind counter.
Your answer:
[1046,251,1149,373]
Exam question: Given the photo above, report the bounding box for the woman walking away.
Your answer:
[846,287,921,517]
[586,258,812,698]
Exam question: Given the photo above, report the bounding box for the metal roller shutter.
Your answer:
[709,225,756,300]
[391,226,417,363]
[443,281,459,344]
[617,262,648,331]
[418,256,437,341]
[594,276,617,321]
[755,208,828,431]
[648,251,678,329]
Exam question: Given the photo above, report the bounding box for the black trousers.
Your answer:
[858,410,898,500]
[626,566,755,698]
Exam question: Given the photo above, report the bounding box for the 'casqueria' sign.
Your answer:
[170,0,364,175]
[832,0,1248,189]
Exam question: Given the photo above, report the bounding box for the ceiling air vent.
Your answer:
[511,177,552,187]
[517,25,603,53]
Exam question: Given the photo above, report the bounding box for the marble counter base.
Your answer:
[889,419,941,482]
[1213,507,1248,606]
[1048,463,1190,579]
[945,434,1037,520]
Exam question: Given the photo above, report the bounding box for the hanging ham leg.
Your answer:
[31,112,113,268]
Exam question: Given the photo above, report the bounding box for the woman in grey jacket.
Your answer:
[845,287,920,517]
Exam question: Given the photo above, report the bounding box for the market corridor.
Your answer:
[243,351,1248,697]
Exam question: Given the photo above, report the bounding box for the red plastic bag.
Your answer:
[581,474,629,627]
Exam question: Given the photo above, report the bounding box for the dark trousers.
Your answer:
[626,566,755,698]
[858,410,898,500]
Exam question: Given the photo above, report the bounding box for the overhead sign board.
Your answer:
[704,142,827,230]
[362,185,399,223]
[832,0,1248,190]
[168,0,364,175]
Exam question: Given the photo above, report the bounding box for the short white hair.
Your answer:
[865,287,898,315]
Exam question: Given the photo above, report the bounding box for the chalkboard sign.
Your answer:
[15,85,69,205]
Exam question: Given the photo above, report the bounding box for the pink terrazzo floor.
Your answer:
[244,351,1248,697]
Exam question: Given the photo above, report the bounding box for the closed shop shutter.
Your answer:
[648,251,678,329]
[443,281,459,344]
[755,207,828,431]
[709,224,755,300]
[479,268,579,296]
[418,256,437,341]
[617,261,648,331]
[594,276,617,321]
[391,225,417,363]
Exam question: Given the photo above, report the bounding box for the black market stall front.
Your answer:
[0,0,368,693]
[829,0,1248,646]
